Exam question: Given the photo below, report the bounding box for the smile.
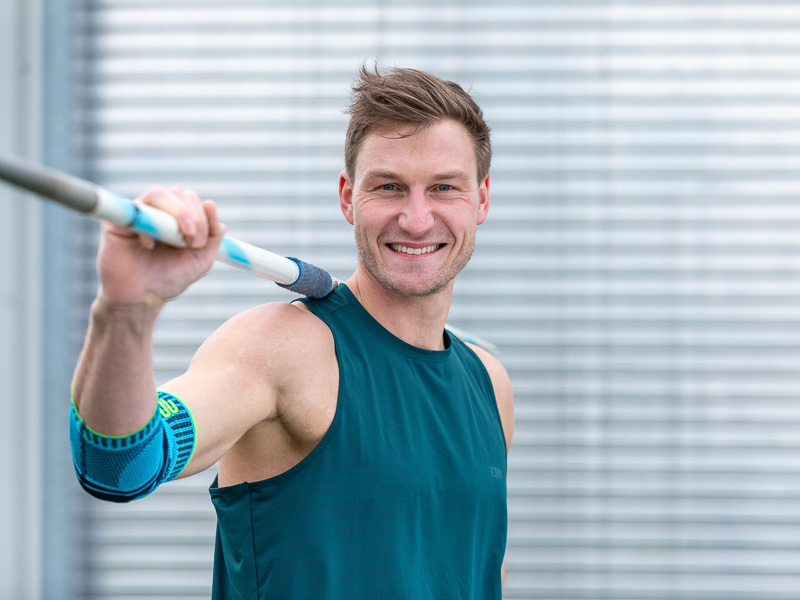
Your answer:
[389,243,442,255]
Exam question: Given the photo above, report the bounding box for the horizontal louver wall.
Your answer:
[73,2,800,598]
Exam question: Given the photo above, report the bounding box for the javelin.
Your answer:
[0,153,498,351]
[0,152,336,298]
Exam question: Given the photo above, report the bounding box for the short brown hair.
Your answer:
[344,64,492,182]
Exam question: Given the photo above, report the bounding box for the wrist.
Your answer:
[91,289,164,331]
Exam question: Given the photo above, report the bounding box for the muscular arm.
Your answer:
[72,188,224,436]
[469,344,514,454]
[70,300,283,500]
[70,187,256,500]
[468,343,515,591]
[73,299,161,436]
[157,301,336,481]
[73,292,336,499]
[71,184,338,501]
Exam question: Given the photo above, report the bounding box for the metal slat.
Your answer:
[71,1,800,598]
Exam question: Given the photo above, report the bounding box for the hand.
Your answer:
[95,186,227,308]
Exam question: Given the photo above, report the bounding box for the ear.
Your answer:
[339,170,355,225]
[476,173,490,225]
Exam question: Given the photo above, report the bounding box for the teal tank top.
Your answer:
[209,284,507,599]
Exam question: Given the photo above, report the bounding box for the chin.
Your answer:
[355,240,466,298]
[376,272,454,298]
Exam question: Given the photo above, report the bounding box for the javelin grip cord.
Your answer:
[0,153,337,298]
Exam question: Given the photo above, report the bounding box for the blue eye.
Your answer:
[380,184,396,191]
[437,184,453,192]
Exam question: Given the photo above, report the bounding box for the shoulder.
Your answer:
[190,300,335,385]
[164,300,338,479]
[222,300,328,337]
[467,343,514,452]
[208,300,330,346]
[187,300,338,428]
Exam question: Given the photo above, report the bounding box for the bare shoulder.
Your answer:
[227,301,338,422]
[183,299,336,419]
[194,300,333,370]
[467,343,514,452]
[166,300,338,482]
[223,299,328,340]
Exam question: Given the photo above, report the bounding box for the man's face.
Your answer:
[339,119,489,298]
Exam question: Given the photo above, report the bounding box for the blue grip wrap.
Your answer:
[70,390,196,503]
[278,256,334,298]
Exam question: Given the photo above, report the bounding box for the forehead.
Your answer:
[355,120,477,180]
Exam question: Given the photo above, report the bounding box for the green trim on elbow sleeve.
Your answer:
[69,389,197,502]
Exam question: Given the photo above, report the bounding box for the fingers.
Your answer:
[138,232,157,250]
[203,200,227,241]
[135,186,212,249]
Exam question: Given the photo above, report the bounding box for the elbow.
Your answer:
[73,467,159,503]
[69,391,196,503]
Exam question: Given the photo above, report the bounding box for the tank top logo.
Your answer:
[489,466,503,479]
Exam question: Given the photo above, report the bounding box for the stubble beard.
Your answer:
[353,226,477,298]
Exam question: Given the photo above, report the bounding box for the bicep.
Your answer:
[159,372,276,478]
[470,346,513,591]
[493,366,514,453]
[159,315,283,478]
[158,301,328,479]
[470,344,515,452]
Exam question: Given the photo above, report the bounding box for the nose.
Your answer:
[397,188,434,236]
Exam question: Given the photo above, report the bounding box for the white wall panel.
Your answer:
[71,1,800,598]
[0,0,44,598]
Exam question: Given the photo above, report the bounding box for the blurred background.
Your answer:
[3,1,800,599]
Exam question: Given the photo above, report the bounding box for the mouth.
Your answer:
[388,243,444,256]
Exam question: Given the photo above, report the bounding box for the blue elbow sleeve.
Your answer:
[70,390,196,503]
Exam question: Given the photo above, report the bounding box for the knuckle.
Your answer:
[138,185,172,204]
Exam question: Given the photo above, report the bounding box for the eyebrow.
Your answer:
[361,170,473,183]
[361,170,402,183]
[432,170,473,182]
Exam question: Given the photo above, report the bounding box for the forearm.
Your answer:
[70,293,199,503]
[72,293,163,435]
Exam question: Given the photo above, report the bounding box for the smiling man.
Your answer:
[343,118,488,301]
[70,65,514,599]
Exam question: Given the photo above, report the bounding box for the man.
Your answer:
[71,65,514,599]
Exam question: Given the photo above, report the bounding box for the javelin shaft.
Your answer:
[0,153,336,298]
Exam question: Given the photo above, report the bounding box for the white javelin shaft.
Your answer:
[92,187,300,283]
[0,153,339,298]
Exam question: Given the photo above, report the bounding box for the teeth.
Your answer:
[390,244,439,255]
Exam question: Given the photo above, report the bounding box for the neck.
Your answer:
[345,268,453,351]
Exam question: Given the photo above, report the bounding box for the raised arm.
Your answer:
[152,299,335,482]
[72,187,224,432]
[70,187,228,501]
[70,186,337,502]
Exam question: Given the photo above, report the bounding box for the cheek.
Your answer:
[352,212,383,247]
[441,205,479,233]
[354,202,393,231]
